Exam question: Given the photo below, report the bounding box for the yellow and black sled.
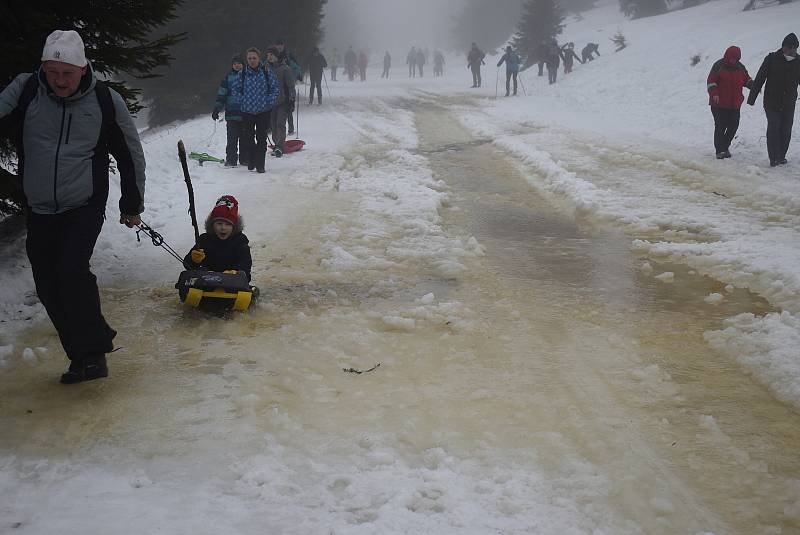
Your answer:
[176,270,259,311]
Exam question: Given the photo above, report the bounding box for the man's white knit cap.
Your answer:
[41,30,87,67]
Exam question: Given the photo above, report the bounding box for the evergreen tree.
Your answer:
[511,0,565,69]
[137,0,327,127]
[619,0,667,18]
[0,0,184,216]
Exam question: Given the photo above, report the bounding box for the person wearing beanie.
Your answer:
[213,54,246,167]
[467,42,485,88]
[707,46,753,159]
[184,195,252,280]
[0,30,147,384]
[748,32,800,166]
[266,46,295,158]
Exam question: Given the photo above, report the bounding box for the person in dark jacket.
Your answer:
[0,30,146,384]
[240,47,279,172]
[345,46,358,81]
[546,40,561,84]
[581,42,600,63]
[748,33,800,166]
[266,46,295,157]
[184,195,252,281]
[433,50,445,77]
[560,42,582,74]
[307,47,327,105]
[497,45,521,96]
[467,42,485,88]
[537,40,549,76]
[213,54,245,167]
[707,46,753,159]
[382,51,392,78]
[407,47,417,77]
[415,48,426,78]
[276,39,301,135]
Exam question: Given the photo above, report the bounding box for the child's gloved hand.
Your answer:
[191,249,205,264]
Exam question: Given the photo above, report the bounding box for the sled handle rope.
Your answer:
[178,140,201,243]
[134,220,184,265]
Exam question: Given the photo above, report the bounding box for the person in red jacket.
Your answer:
[707,46,753,159]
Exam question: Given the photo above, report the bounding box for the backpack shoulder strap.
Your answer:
[93,80,115,128]
[17,73,40,115]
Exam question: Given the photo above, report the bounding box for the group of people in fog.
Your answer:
[707,32,799,166]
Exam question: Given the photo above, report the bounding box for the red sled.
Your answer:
[269,139,306,154]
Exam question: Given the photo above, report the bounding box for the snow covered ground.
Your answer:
[2,0,800,533]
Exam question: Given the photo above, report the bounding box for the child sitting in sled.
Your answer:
[184,195,252,280]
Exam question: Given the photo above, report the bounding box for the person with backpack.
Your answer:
[212,54,245,167]
[707,45,753,159]
[497,45,521,96]
[307,47,327,105]
[467,42,485,88]
[748,33,800,166]
[0,30,146,384]
[266,46,295,158]
[240,46,279,172]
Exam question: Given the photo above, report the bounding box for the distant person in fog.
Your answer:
[433,50,445,77]
[345,46,357,81]
[358,50,368,81]
[407,46,417,77]
[330,47,340,81]
[467,42,485,87]
[382,51,391,78]
[416,47,426,78]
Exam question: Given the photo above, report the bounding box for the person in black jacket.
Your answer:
[184,195,252,281]
[307,47,327,105]
[748,33,800,166]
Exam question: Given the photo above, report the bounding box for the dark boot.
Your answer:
[60,355,108,384]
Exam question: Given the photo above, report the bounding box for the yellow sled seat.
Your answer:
[175,270,258,311]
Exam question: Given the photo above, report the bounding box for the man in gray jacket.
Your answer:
[0,30,146,384]
[266,46,295,158]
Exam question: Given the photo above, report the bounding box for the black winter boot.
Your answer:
[60,355,108,384]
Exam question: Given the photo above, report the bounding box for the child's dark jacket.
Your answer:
[183,232,252,280]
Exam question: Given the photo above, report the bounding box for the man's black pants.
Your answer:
[225,120,244,165]
[309,76,323,103]
[242,111,270,171]
[711,107,740,153]
[26,205,115,362]
[505,71,518,95]
[766,105,795,162]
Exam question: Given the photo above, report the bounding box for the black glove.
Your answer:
[212,110,220,121]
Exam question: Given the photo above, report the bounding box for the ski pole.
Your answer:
[177,140,200,243]
[519,74,528,96]
[295,88,300,139]
[323,71,333,102]
[495,68,500,99]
